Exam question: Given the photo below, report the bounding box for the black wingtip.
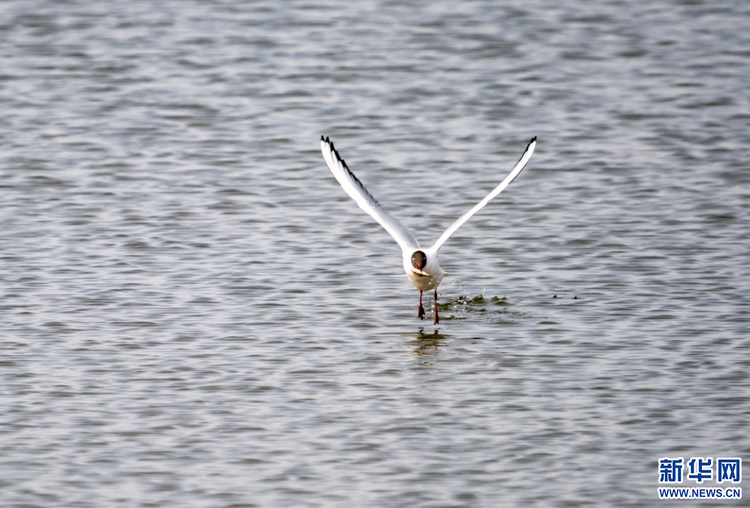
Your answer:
[530,136,537,143]
[321,135,325,141]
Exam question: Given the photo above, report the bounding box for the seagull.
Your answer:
[321,135,537,324]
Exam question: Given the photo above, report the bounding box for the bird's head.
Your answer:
[411,250,431,277]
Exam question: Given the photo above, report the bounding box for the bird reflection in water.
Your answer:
[407,327,450,360]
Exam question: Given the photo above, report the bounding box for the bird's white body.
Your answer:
[321,135,536,323]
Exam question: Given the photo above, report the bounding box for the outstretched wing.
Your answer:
[321,136,420,253]
[430,137,537,252]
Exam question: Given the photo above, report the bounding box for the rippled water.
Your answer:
[2,1,749,506]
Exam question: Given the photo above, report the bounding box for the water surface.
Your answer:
[1,1,749,506]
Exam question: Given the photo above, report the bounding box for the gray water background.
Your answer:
[1,0,749,506]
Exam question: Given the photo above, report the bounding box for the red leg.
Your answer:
[418,290,425,319]
[433,289,439,325]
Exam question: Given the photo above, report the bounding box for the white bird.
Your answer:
[321,135,537,324]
